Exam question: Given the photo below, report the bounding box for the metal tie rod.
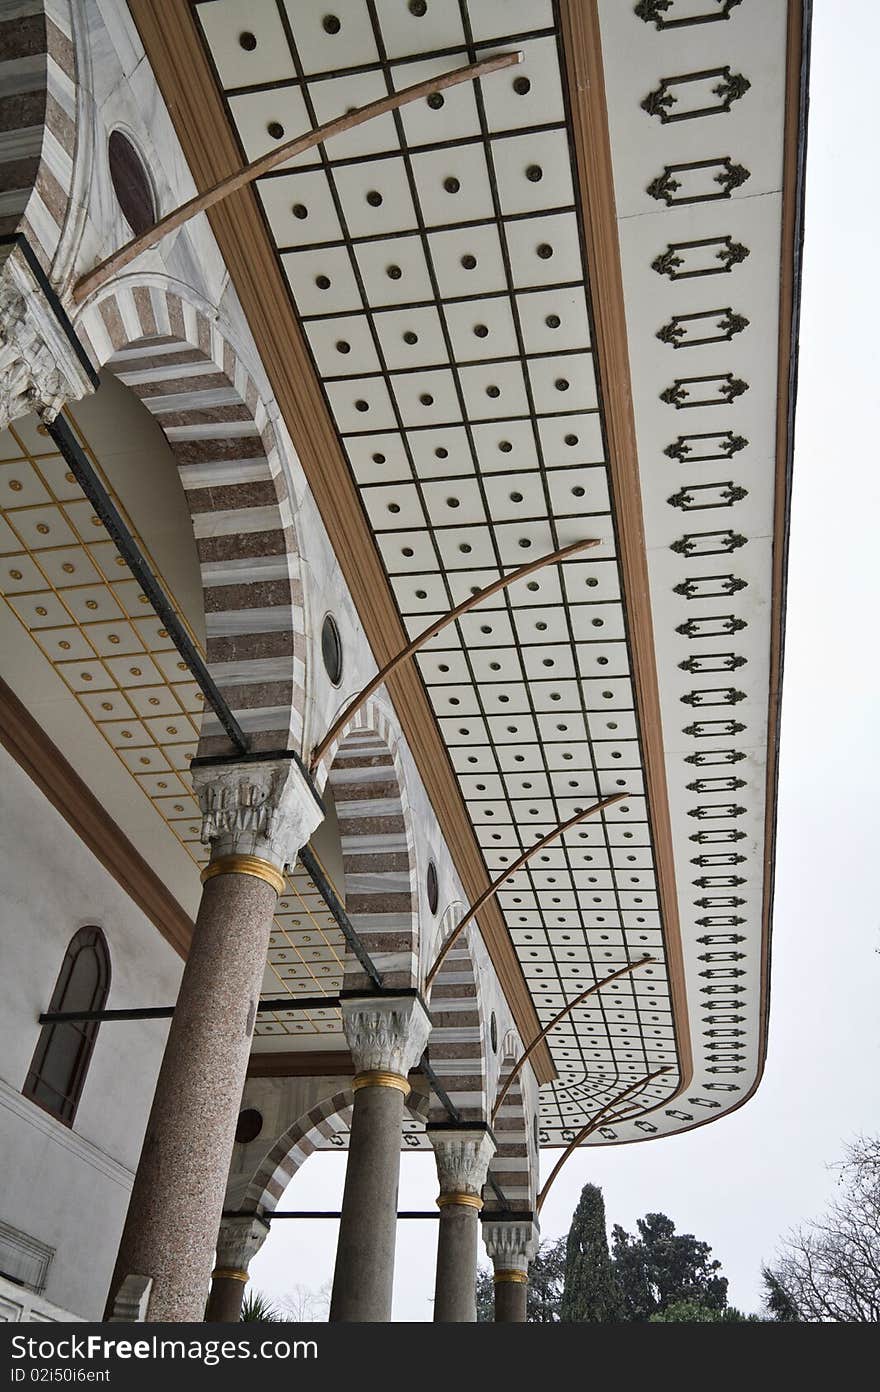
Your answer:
[39,994,341,1025]
[264,1211,439,1220]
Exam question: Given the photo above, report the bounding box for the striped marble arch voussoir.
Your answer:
[74,282,308,758]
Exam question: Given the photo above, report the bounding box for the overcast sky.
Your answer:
[249,2,880,1320]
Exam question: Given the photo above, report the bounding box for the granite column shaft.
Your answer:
[107,759,321,1322]
[329,995,431,1322]
[428,1124,496,1323]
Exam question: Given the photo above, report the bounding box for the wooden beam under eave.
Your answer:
[247,1049,354,1079]
[125,0,554,1086]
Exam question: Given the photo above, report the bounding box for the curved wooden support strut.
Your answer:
[310,536,600,772]
[73,52,522,303]
[490,956,656,1124]
[536,1066,673,1214]
[425,790,627,991]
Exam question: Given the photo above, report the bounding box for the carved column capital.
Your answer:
[427,1124,496,1201]
[481,1217,540,1276]
[213,1214,270,1277]
[192,757,323,872]
[340,994,432,1080]
[0,248,94,432]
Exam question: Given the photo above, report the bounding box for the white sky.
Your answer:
[251,1,880,1320]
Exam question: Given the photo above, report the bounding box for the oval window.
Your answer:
[426,860,439,914]
[321,613,343,685]
[490,1011,498,1054]
[235,1108,263,1144]
[108,131,156,236]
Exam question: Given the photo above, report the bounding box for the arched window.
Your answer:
[23,927,110,1126]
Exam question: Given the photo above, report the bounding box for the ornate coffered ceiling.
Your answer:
[146,0,805,1145]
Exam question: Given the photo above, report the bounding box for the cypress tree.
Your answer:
[560,1183,621,1322]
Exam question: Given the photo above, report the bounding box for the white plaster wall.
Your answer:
[0,746,182,1320]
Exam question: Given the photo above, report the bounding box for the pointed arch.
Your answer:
[319,701,419,992]
[73,280,306,755]
[240,1089,354,1217]
[486,1037,539,1214]
[236,1079,428,1217]
[425,906,488,1123]
[0,0,78,272]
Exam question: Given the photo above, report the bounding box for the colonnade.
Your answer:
[106,757,539,1324]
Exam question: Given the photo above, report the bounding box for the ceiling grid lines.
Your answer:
[193,0,682,1141]
[120,0,805,1144]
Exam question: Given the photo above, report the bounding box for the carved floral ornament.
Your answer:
[0,251,94,433]
[482,1219,540,1273]
[192,758,323,869]
[429,1128,496,1197]
[340,995,432,1078]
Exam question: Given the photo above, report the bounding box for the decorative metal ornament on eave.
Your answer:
[641,68,751,124]
[670,530,748,558]
[665,431,748,463]
[634,0,744,30]
[676,614,747,638]
[661,374,749,409]
[668,482,748,511]
[680,688,747,708]
[683,719,747,738]
[687,776,746,793]
[647,158,751,207]
[685,751,746,770]
[673,573,747,599]
[678,652,746,674]
[657,309,749,350]
[652,237,750,281]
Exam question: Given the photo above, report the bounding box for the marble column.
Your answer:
[428,1123,496,1322]
[482,1217,540,1323]
[329,994,432,1323]
[205,1214,270,1322]
[107,758,322,1323]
